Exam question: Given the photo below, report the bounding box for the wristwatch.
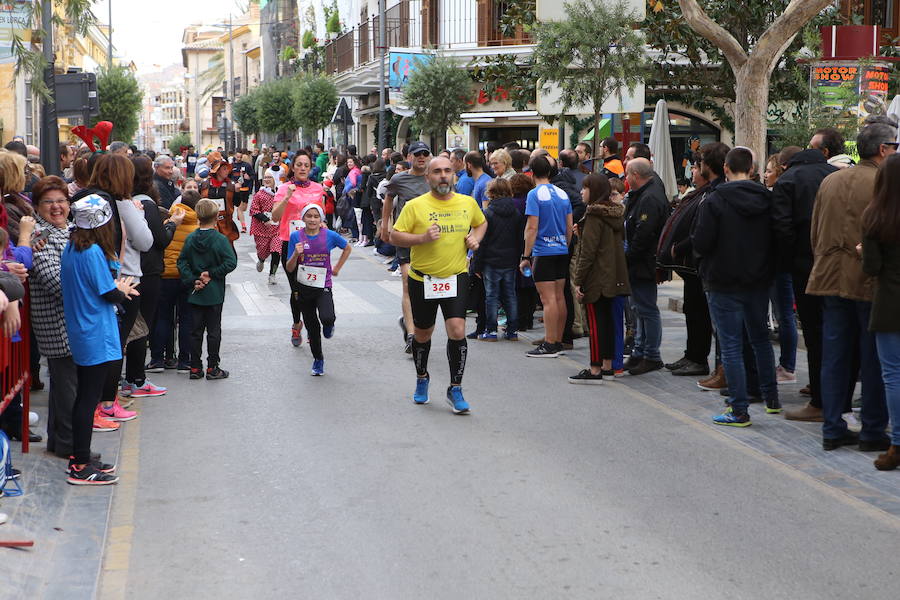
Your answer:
[521,255,533,262]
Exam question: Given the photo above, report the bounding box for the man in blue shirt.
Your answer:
[452,148,474,196]
[520,155,573,358]
[465,150,492,207]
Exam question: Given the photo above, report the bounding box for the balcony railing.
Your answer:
[323,0,531,76]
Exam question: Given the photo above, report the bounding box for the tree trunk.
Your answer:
[732,65,770,176]
[591,111,601,167]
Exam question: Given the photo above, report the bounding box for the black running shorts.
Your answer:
[396,246,411,265]
[533,254,570,282]
[408,273,469,330]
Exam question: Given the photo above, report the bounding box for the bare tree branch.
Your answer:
[754,0,834,68]
[676,0,747,69]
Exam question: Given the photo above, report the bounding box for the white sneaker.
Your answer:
[268,274,277,285]
[843,411,862,433]
[391,269,402,277]
[776,365,797,384]
[29,411,38,426]
[256,259,264,272]
[0,512,7,525]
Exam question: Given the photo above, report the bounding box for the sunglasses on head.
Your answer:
[883,142,899,149]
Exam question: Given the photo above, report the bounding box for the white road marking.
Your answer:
[376,280,403,298]
[228,281,291,316]
[331,282,380,314]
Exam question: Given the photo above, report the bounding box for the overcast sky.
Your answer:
[91,0,250,72]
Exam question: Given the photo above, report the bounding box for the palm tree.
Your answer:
[199,50,227,102]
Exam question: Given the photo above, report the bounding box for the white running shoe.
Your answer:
[256,259,264,272]
[391,269,402,277]
[268,274,277,285]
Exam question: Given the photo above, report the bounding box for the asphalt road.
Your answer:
[103,234,900,600]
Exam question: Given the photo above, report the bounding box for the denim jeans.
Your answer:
[483,265,518,334]
[150,278,193,365]
[876,332,900,445]
[706,288,777,415]
[630,279,661,361]
[771,272,798,372]
[821,297,888,441]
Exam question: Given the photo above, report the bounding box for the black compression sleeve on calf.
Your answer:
[447,338,467,386]
[412,338,431,379]
[270,252,280,275]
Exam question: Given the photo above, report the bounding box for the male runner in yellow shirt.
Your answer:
[391,156,487,414]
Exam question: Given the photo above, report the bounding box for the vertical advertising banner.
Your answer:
[0,1,32,64]
[388,52,431,91]
[859,64,891,121]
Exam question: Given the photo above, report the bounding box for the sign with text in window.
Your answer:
[0,1,32,65]
[539,128,559,159]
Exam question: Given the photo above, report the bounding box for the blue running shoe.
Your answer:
[478,331,498,342]
[446,386,470,414]
[311,359,324,376]
[712,410,750,427]
[323,324,335,339]
[413,377,430,404]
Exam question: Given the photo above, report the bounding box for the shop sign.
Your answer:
[540,128,559,158]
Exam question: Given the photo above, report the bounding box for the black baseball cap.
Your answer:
[408,141,431,156]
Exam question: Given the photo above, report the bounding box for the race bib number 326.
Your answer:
[424,275,457,299]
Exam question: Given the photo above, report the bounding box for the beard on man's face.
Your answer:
[431,182,452,195]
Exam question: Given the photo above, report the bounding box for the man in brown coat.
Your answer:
[807,118,895,451]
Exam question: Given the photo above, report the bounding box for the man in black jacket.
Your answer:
[693,147,780,426]
[657,142,728,377]
[153,155,179,209]
[772,139,839,421]
[623,157,669,375]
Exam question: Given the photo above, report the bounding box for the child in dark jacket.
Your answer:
[177,199,238,380]
[472,179,525,341]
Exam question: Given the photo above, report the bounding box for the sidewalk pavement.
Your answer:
[521,281,900,518]
[2,389,122,600]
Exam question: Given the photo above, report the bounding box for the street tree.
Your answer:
[256,79,301,143]
[167,132,192,154]
[232,90,261,138]
[531,0,647,159]
[674,0,835,168]
[96,65,144,143]
[293,76,338,139]
[403,54,471,144]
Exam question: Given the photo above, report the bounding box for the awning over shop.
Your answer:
[581,118,612,141]
[330,98,354,126]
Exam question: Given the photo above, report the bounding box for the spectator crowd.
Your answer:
[2,114,900,527]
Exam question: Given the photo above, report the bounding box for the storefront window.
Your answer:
[477,126,539,151]
[642,110,720,180]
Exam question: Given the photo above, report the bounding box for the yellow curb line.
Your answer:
[97,407,141,599]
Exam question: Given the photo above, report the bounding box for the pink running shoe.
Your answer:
[99,399,137,422]
[129,380,167,398]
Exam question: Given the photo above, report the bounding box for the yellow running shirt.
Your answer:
[393,191,486,282]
